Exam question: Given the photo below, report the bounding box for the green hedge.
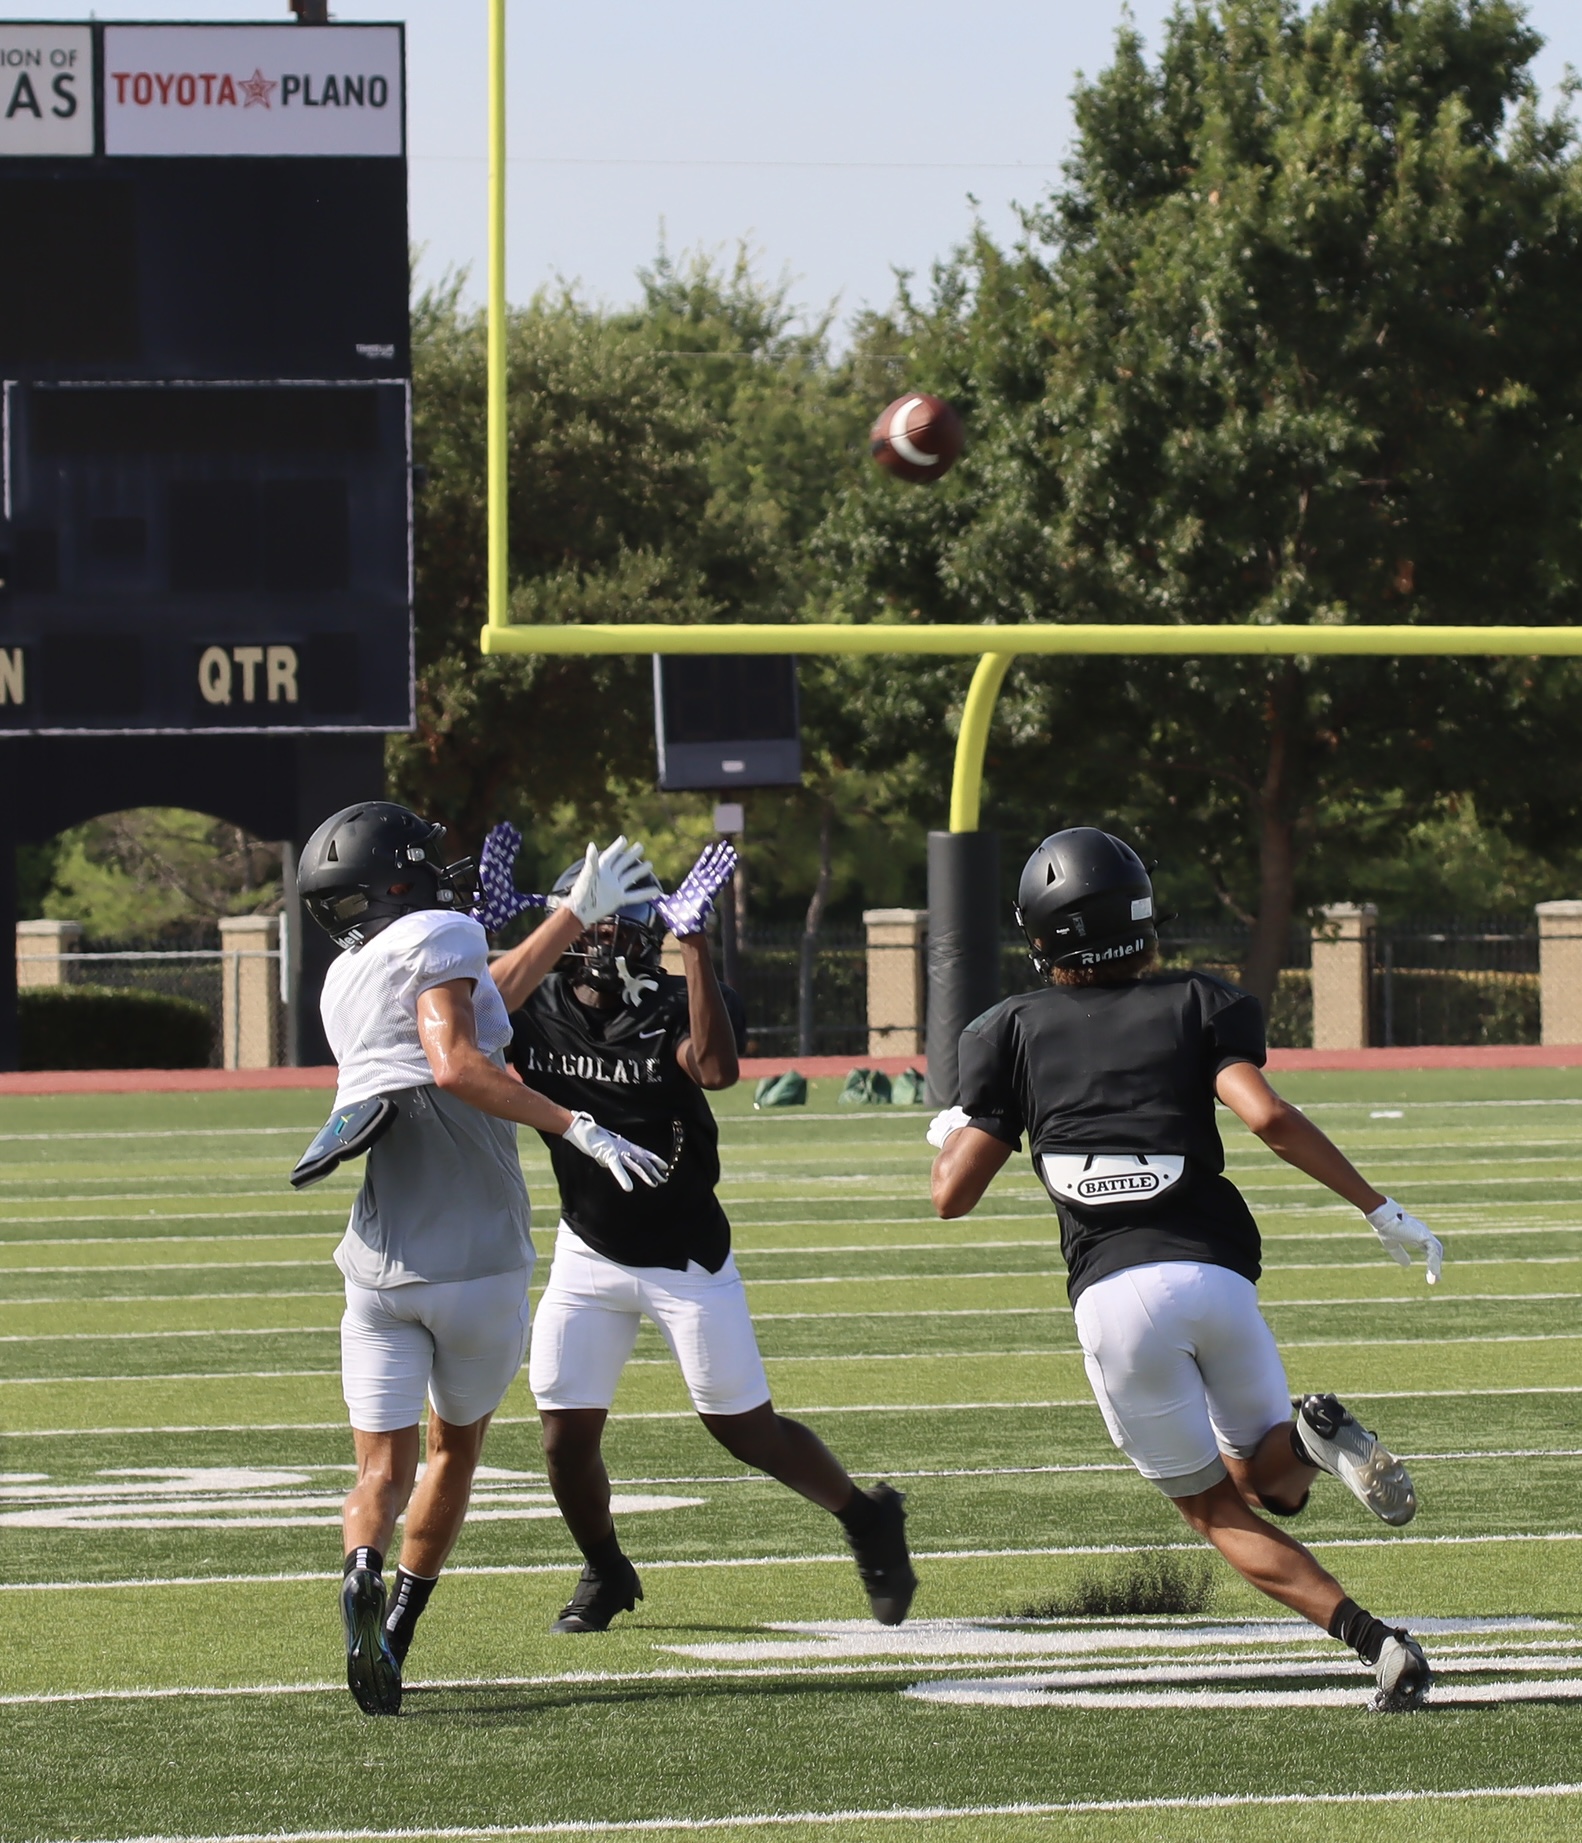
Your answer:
[19,985,215,1070]
[1161,963,1539,1047]
[1381,968,1539,1047]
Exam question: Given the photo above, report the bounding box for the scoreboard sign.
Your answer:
[0,25,92,155]
[103,25,404,158]
[0,20,411,737]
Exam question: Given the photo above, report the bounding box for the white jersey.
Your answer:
[321,908,512,1109]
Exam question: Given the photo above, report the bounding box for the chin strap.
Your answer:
[615,955,660,1008]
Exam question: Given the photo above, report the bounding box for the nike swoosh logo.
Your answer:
[637,1028,666,1041]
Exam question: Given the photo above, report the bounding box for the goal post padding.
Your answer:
[926,828,1002,1107]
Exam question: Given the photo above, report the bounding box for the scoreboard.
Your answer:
[0,20,411,735]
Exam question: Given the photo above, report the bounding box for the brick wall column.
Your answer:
[1310,903,1376,1050]
[219,914,281,1070]
[1536,901,1582,1046]
[863,908,928,1059]
[16,919,81,990]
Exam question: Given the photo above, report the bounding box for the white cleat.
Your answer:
[1371,1630,1432,1713]
[1294,1393,1417,1526]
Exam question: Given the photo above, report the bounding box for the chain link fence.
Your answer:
[14,909,1554,1066]
[726,915,1539,1055]
[733,921,1318,1055]
[1371,916,1539,1047]
[729,924,870,1058]
[19,930,283,1069]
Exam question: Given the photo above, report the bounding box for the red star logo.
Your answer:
[238,68,276,109]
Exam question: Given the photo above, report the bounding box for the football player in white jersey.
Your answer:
[930,828,1443,1714]
[296,801,668,1716]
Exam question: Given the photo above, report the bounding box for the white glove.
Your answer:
[562,1111,669,1192]
[559,836,662,926]
[927,1105,972,1150]
[1366,1196,1442,1284]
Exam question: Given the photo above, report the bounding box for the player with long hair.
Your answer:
[928,827,1442,1712]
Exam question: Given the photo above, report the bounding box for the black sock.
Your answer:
[1328,1596,1391,1665]
[581,1529,627,1577]
[1290,1421,1314,1467]
[343,1545,383,1578]
[383,1567,438,1665]
[836,1486,879,1537]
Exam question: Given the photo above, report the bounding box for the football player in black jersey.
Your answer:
[478,829,917,1634]
[929,828,1443,1713]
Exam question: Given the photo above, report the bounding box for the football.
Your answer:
[869,391,965,483]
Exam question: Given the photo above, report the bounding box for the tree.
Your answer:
[821,0,1582,1001]
[390,254,872,903]
[40,810,281,941]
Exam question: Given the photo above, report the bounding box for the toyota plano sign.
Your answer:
[101,24,404,158]
[0,20,412,736]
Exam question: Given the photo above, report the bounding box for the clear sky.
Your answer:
[18,2,1582,335]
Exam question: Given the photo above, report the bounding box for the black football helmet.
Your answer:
[552,858,667,1003]
[298,802,479,949]
[1014,827,1157,977]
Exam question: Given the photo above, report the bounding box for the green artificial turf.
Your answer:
[1,1073,1580,1841]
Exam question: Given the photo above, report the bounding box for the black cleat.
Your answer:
[846,1483,917,1626]
[549,1558,643,1633]
[341,1567,402,1716]
[384,1615,412,1669]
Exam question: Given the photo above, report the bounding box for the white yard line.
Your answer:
[0,1094,1574,1151]
[7,1528,1582,1596]
[0,1651,1352,1707]
[0,1291,342,1307]
[1,1446,1571,1556]
[9,1212,1580,1252]
[6,1322,1582,1366]
[0,1231,338,1250]
[0,1619,1574,1701]
[22,1784,1582,1841]
[0,1191,352,1208]
[9,1377,1582,1437]
[0,1258,348,1275]
[6,1246,1582,1278]
[913,1678,1582,1710]
[0,1210,345,1227]
[0,1127,317,1143]
[5,1154,1578,1212]
[0,1325,336,1345]
[0,1369,338,1387]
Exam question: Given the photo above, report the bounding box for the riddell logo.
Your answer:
[1075,936,1146,965]
[1075,1171,1161,1199]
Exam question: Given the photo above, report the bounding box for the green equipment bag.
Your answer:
[753,1070,808,1109]
[840,1067,893,1105]
[890,1067,927,1106]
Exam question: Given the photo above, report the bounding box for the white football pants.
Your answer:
[1073,1260,1292,1497]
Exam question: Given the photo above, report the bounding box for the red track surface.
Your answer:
[3,1042,1582,1095]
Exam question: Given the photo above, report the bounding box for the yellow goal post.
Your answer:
[478,620,1582,833]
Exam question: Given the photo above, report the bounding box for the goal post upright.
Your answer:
[929,651,1015,1102]
[486,0,509,636]
[479,619,1582,1098]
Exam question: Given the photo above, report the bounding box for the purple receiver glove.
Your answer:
[471,822,551,933]
[655,841,738,938]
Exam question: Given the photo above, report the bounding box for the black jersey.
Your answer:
[508,970,745,1272]
[957,970,1267,1303]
